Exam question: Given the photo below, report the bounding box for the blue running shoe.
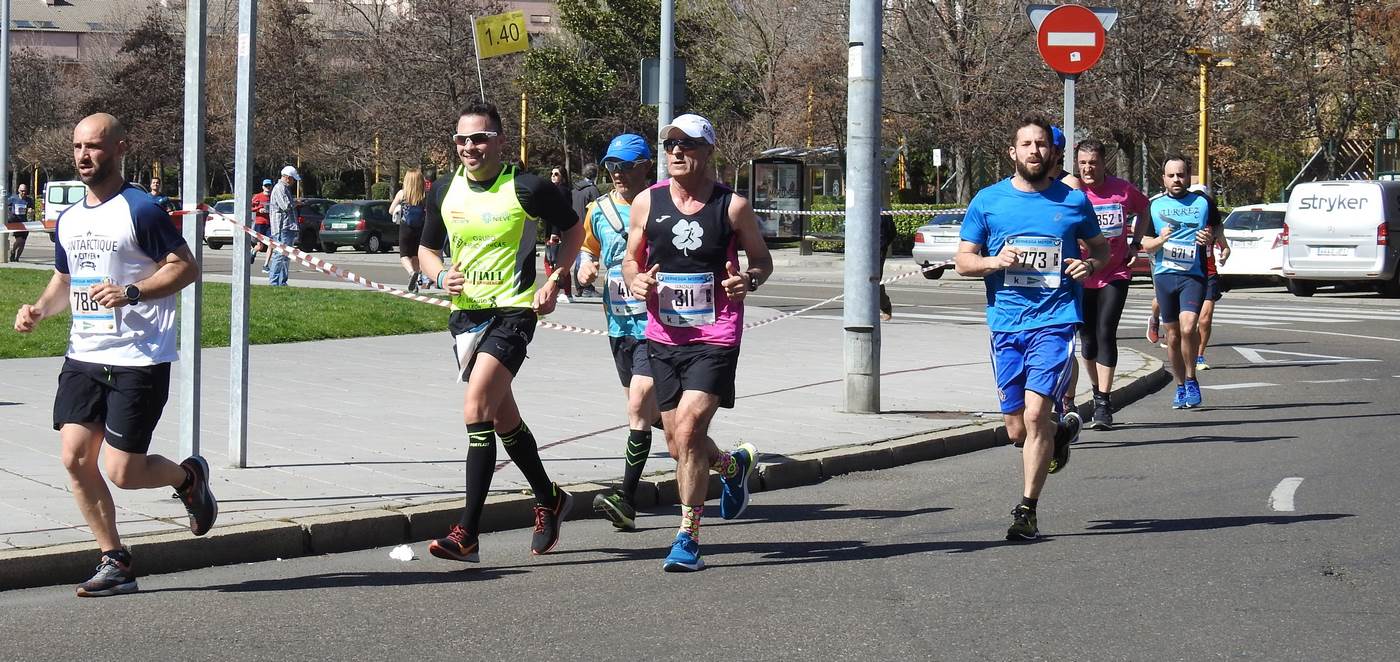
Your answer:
[663,531,704,572]
[719,442,757,520]
[1172,385,1188,409]
[1184,379,1203,408]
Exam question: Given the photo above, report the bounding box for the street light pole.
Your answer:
[1187,47,1233,190]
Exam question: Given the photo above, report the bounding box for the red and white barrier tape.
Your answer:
[753,208,968,217]
[185,210,942,337]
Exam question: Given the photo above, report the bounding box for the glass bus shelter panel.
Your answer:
[753,161,804,237]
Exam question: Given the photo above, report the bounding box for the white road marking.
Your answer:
[1200,382,1277,390]
[1264,327,1400,343]
[1234,347,1380,365]
[1269,477,1304,512]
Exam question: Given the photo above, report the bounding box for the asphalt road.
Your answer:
[4,275,1398,660]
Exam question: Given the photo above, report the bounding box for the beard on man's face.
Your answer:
[1014,157,1048,183]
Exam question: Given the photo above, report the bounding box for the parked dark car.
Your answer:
[294,197,335,251]
[318,200,396,253]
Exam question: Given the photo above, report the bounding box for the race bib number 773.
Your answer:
[1005,236,1063,289]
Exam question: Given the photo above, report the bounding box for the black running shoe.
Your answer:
[177,455,217,536]
[428,524,480,562]
[1048,412,1079,474]
[76,554,137,597]
[1006,505,1038,541]
[530,487,573,555]
[1087,393,1113,431]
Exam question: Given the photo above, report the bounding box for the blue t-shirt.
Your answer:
[1149,192,1216,278]
[8,194,33,220]
[960,178,1101,333]
[581,193,646,338]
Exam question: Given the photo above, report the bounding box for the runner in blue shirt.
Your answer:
[1141,155,1222,409]
[956,115,1109,541]
[576,134,658,530]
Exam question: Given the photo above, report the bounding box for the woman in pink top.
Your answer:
[1074,140,1150,430]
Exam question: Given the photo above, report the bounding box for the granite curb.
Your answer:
[1,351,1167,592]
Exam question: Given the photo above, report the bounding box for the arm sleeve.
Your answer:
[54,216,69,274]
[132,200,187,263]
[518,174,579,234]
[959,198,988,246]
[1075,196,1103,240]
[419,176,450,253]
[1129,186,1150,217]
[579,203,601,257]
[1207,195,1223,228]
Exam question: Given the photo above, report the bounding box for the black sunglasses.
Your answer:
[603,159,647,173]
[662,137,707,152]
[452,131,499,146]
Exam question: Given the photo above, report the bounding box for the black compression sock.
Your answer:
[459,422,497,532]
[621,429,652,501]
[500,421,556,504]
[1020,496,1038,510]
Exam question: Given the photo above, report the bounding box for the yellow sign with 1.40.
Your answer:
[475,11,529,59]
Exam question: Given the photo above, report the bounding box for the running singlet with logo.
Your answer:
[420,164,577,311]
[581,192,646,339]
[1082,176,1150,289]
[53,185,186,366]
[1149,192,1217,278]
[959,178,1101,333]
[641,180,742,347]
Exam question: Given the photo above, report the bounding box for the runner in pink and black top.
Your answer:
[1074,139,1150,431]
[622,113,773,572]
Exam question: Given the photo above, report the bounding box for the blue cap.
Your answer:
[602,134,652,162]
[1050,125,1066,150]
[261,178,273,186]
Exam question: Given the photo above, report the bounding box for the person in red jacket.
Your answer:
[250,178,273,269]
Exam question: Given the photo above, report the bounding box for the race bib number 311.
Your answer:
[1005,236,1063,289]
[657,272,716,327]
[70,276,117,335]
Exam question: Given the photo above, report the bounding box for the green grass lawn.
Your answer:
[0,267,449,359]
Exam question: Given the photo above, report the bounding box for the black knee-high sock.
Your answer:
[621,429,652,501]
[459,422,496,532]
[500,421,556,504]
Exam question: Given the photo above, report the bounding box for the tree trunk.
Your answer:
[955,151,971,204]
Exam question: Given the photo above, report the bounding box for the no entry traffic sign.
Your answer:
[1033,4,1107,76]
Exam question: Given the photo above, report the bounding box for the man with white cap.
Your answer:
[268,165,299,286]
[577,133,660,530]
[622,114,773,571]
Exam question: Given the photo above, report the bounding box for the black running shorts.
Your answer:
[53,358,172,454]
[647,340,740,411]
[609,335,653,388]
[449,308,536,376]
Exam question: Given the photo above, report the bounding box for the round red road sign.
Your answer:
[1036,4,1106,75]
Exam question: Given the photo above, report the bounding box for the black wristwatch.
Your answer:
[746,272,760,292]
[124,284,142,305]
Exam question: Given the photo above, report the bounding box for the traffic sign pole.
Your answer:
[1063,74,1075,172]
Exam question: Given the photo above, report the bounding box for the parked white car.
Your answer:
[1218,202,1287,286]
[910,212,965,279]
[203,200,238,249]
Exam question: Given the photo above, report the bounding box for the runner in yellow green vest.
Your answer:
[417,101,583,564]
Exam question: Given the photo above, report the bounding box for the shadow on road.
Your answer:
[146,568,527,594]
[1060,513,1352,537]
[1077,433,1297,449]
[724,502,951,525]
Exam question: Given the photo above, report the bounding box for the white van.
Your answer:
[1281,180,1400,296]
[42,180,87,238]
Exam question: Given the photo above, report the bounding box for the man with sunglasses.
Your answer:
[622,114,774,572]
[575,134,659,530]
[417,101,584,564]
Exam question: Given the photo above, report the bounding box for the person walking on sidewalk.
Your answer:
[1140,156,1222,409]
[623,114,773,571]
[417,100,583,563]
[12,113,217,597]
[267,166,300,286]
[251,178,273,270]
[390,168,430,292]
[954,115,1108,541]
[576,134,659,530]
[571,163,603,298]
[1073,139,1151,430]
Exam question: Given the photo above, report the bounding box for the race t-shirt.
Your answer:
[1150,191,1219,278]
[8,194,33,221]
[420,164,577,311]
[959,178,1101,333]
[641,180,743,347]
[581,192,646,339]
[1081,176,1149,289]
[54,184,186,366]
[251,191,271,225]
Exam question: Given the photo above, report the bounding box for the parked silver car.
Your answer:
[910,212,965,279]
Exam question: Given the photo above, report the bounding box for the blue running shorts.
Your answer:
[990,323,1077,415]
[1153,272,1206,323]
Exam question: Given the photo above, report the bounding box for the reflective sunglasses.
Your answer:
[603,159,647,173]
[452,131,499,146]
[662,137,707,152]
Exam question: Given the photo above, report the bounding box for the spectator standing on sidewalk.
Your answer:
[7,183,35,261]
[267,166,299,286]
[572,163,603,298]
[250,178,273,269]
[390,168,430,292]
